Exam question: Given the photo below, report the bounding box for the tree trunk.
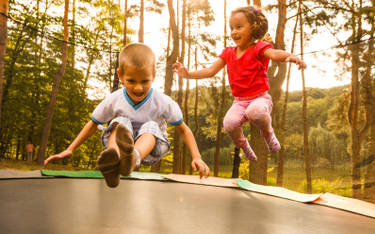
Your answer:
[164,0,179,96]
[277,6,299,187]
[164,0,180,173]
[232,147,240,178]
[138,0,144,43]
[249,0,272,185]
[253,0,261,6]
[349,42,362,198]
[124,0,128,46]
[37,0,69,165]
[190,46,199,175]
[72,0,76,72]
[214,0,227,177]
[174,0,186,174]
[0,0,9,130]
[112,52,120,92]
[182,8,191,175]
[249,127,268,184]
[363,11,375,202]
[299,2,312,194]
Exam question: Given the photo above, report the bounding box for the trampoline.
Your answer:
[1,170,375,234]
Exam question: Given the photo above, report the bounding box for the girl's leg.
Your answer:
[223,102,257,161]
[246,96,280,154]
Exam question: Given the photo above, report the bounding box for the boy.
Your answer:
[44,43,210,188]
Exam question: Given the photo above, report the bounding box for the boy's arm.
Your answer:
[174,122,210,179]
[264,48,307,70]
[44,120,99,165]
[173,58,226,79]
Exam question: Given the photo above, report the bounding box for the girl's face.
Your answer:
[229,12,253,50]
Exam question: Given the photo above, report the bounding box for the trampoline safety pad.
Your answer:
[1,169,375,234]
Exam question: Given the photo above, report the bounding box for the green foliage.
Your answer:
[201,147,233,165]
[308,124,349,167]
[298,178,351,197]
[284,133,303,160]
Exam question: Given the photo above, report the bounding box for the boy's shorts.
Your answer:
[99,116,170,166]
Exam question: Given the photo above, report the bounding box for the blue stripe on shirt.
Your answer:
[169,119,183,126]
[91,116,106,124]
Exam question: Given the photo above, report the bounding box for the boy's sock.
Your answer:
[241,140,257,161]
[264,132,281,154]
[97,147,120,188]
[116,123,141,176]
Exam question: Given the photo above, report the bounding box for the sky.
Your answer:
[91,0,351,96]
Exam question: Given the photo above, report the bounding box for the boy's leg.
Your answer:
[223,102,257,161]
[246,96,281,154]
[97,147,120,188]
[116,124,156,176]
[97,123,121,188]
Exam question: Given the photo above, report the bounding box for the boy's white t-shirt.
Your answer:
[91,88,183,139]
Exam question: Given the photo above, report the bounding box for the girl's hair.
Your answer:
[231,6,272,43]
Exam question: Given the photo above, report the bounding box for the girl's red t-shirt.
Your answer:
[219,41,273,97]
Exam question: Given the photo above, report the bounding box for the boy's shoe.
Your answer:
[116,123,141,177]
[97,147,120,188]
[264,132,281,154]
[241,140,257,161]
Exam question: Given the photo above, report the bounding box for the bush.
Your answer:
[298,178,351,197]
[201,147,234,165]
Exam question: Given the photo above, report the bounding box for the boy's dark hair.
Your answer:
[118,43,156,75]
[231,6,272,43]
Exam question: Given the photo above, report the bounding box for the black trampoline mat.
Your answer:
[1,178,375,234]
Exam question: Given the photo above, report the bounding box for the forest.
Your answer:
[0,0,374,203]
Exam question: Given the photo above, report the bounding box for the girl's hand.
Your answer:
[285,56,307,70]
[191,159,210,179]
[44,150,73,165]
[172,62,189,78]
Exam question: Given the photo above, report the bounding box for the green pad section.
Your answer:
[41,170,166,181]
[236,179,321,203]
[128,171,167,180]
[42,170,104,178]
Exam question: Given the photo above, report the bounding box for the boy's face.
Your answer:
[118,65,155,104]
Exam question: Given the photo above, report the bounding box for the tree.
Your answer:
[174,0,187,174]
[213,0,227,177]
[299,1,312,194]
[249,0,268,185]
[277,4,299,187]
[37,0,70,165]
[0,0,9,130]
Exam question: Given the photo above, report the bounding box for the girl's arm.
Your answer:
[44,120,99,165]
[173,58,226,79]
[174,122,210,179]
[264,48,307,70]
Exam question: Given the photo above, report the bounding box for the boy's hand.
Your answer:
[172,62,189,78]
[285,56,307,70]
[44,150,73,165]
[191,159,210,179]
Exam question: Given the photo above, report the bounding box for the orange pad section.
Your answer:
[313,193,375,219]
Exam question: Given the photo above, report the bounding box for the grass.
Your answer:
[0,158,86,172]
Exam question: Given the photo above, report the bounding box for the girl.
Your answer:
[173,6,306,161]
